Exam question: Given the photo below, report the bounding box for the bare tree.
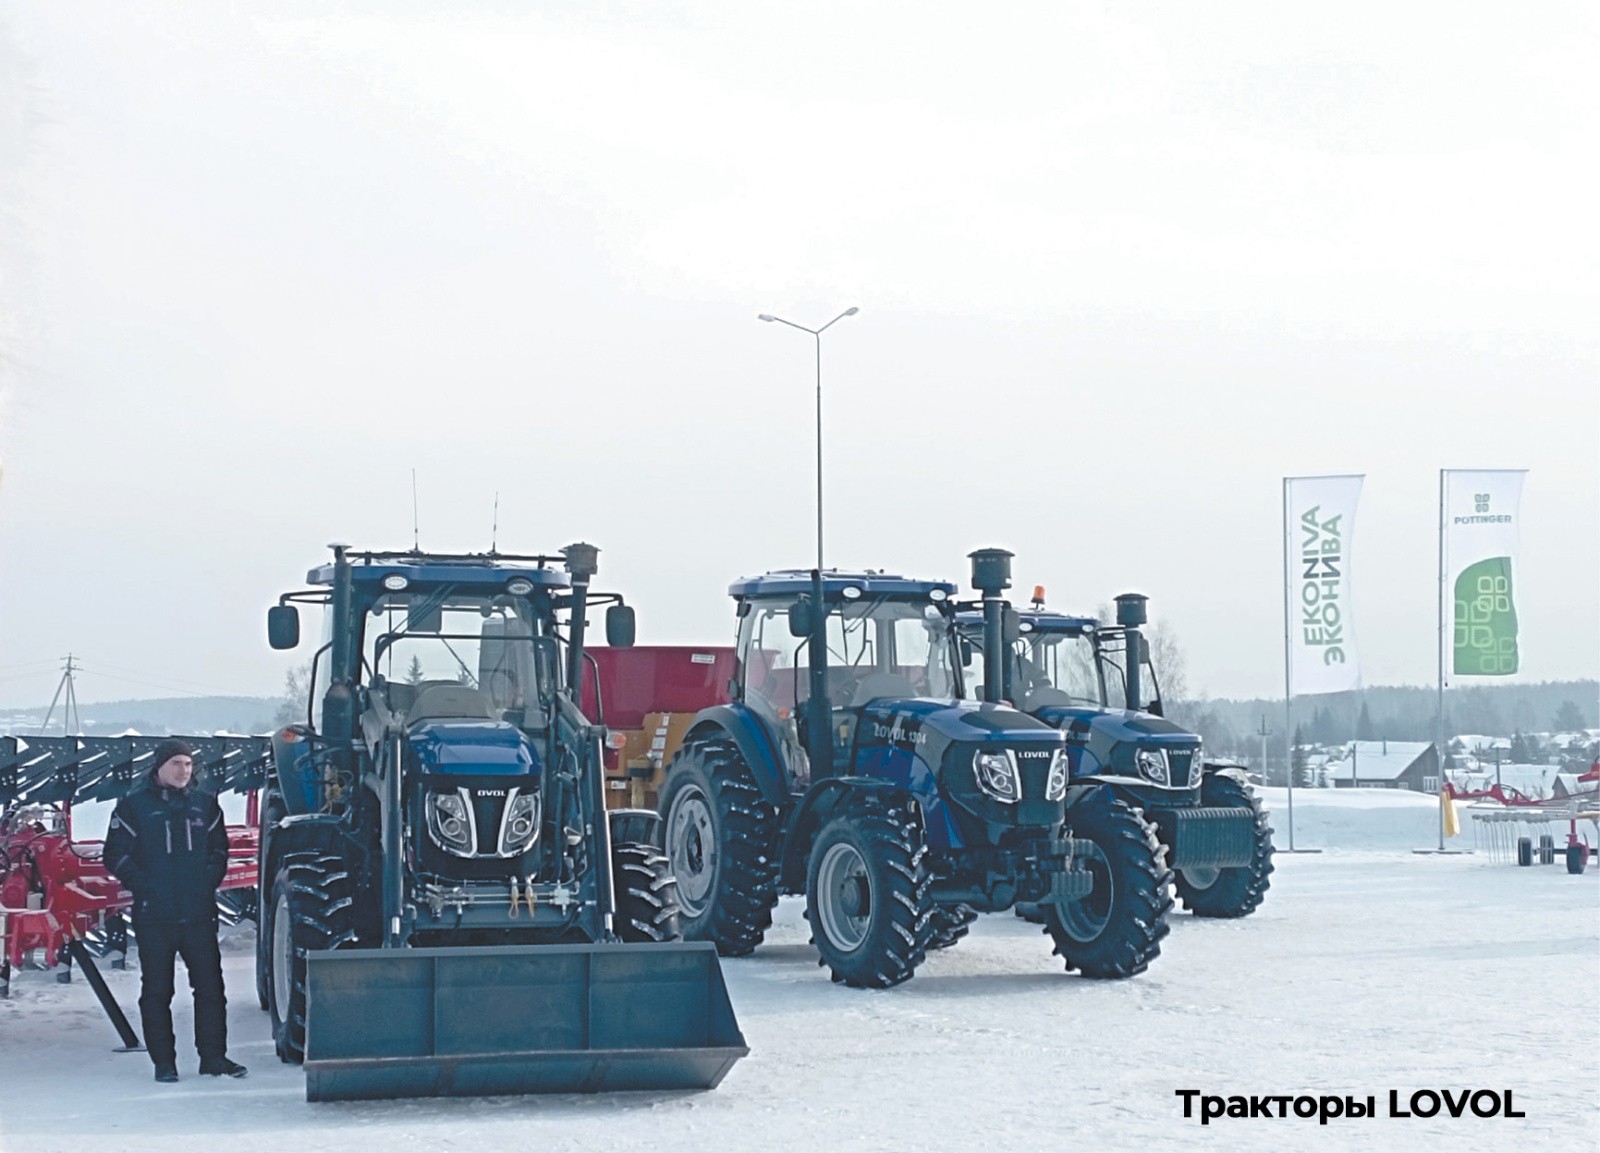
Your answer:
[1146,618,1188,706]
[273,662,313,728]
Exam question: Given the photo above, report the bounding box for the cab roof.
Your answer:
[955,609,1099,634]
[729,569,957,600]
[307,550,571,591]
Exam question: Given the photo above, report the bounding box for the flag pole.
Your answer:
[1282,475,1295,851]
[1436,468,1447,851]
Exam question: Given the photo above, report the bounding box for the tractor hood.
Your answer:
[1033,705,1202,791]
[407,720,542,777]
[854,698,1068,834]
[858,697,1064,749]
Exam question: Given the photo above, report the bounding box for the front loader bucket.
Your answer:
[301,942,747,1101]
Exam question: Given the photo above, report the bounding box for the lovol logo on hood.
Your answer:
[872,720,927,746]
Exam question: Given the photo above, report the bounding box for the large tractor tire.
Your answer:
[1174,774,1276,918]
[612,841,683,943]
[806,793,933,988]
[253,791,286,1011]
[266,852,359,1064]
[1046,792,1172,979]
[660,737,780,957]
[927,903,979,950]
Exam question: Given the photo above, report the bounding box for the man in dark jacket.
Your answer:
[103,739,247,1082]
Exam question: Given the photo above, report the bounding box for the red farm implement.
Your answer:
[0,735,270,1044]
[579,646,735,810]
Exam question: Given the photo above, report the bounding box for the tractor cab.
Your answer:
[957,595,1204,801]
[729,570,963,786]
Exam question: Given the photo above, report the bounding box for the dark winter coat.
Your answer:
[103,773,229,924]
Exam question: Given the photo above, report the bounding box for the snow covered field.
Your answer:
[2,792,1595,1153]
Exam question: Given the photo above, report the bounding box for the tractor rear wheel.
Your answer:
[660,737,780,957]
[612,842,683,942]
[927,903,979,950]
[266,852,359,1064]
[1174,775,1275,918]
[806,793,933,988]
[1046,792,1172,978]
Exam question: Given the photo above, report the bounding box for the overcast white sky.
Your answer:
[0,1,1595,708]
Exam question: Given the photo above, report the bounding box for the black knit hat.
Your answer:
[149,738,196,777]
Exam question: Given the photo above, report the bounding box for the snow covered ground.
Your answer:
[2,794,1595,1153]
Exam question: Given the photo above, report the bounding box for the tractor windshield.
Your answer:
[363,591,552,721]
[738,596,960,715]
[1018,632,1104,708]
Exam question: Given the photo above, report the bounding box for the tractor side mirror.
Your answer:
[533,636,559,702]
[606,604,636,648]
[958,636,974,666]
[1002,605,1022,644]
[268,605,300,650]
[787,598,814,638]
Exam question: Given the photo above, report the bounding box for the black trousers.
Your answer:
[134,917,227,1066]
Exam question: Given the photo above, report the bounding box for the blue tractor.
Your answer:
[258,544,745,1100]
[958,591,1273,920]
[655,549,1172,987]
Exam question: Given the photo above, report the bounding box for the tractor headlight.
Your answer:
[426,789,474,856]
[973,750,1021,804]
[1045,748,1070,801]
[498,789,542,857]
[1135,748,1170,786]
[1186,743,1204,787]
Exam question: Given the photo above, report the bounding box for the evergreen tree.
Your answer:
[1552,699,1586,733]
[1291,725,1309,787]
[1356,700,1376,741]
[405,655,426,685]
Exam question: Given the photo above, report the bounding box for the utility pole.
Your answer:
[1256,714,1272,784]
[39,654,81,736]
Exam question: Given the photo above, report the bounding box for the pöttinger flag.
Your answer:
[1444,469,1527,676]
[1284,475,1364,696]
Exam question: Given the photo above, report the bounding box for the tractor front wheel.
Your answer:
[612,841,683,942]
[1175,775,1275,918]
[1046,792,1172,978]
[806,793,933,988]
[266,852,358,1064]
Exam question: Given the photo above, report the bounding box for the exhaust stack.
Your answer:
[969,548,1014,704]
[1115,592,1148,711]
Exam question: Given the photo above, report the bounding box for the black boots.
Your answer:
[199,1057,248,1078]
[154,1063,179,1083]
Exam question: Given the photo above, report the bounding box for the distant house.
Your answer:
[1327,741,1440,792]
[1551,773,1600,802]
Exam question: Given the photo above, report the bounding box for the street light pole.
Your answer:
[758,306,858,781]
[758,307,858,577]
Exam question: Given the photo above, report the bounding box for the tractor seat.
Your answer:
[849,671,918,706]
[1023,686,1075,710]
[406,683,497,724]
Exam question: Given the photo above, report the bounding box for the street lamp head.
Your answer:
[843,307,859,316]
[757,314,776,322]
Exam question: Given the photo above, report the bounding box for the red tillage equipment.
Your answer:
[0,735,270,1044]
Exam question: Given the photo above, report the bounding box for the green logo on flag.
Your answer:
[1453,557,1518,675]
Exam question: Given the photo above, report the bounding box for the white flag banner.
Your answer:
[1444,469,1526,676]
[1285,475,1364,696]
